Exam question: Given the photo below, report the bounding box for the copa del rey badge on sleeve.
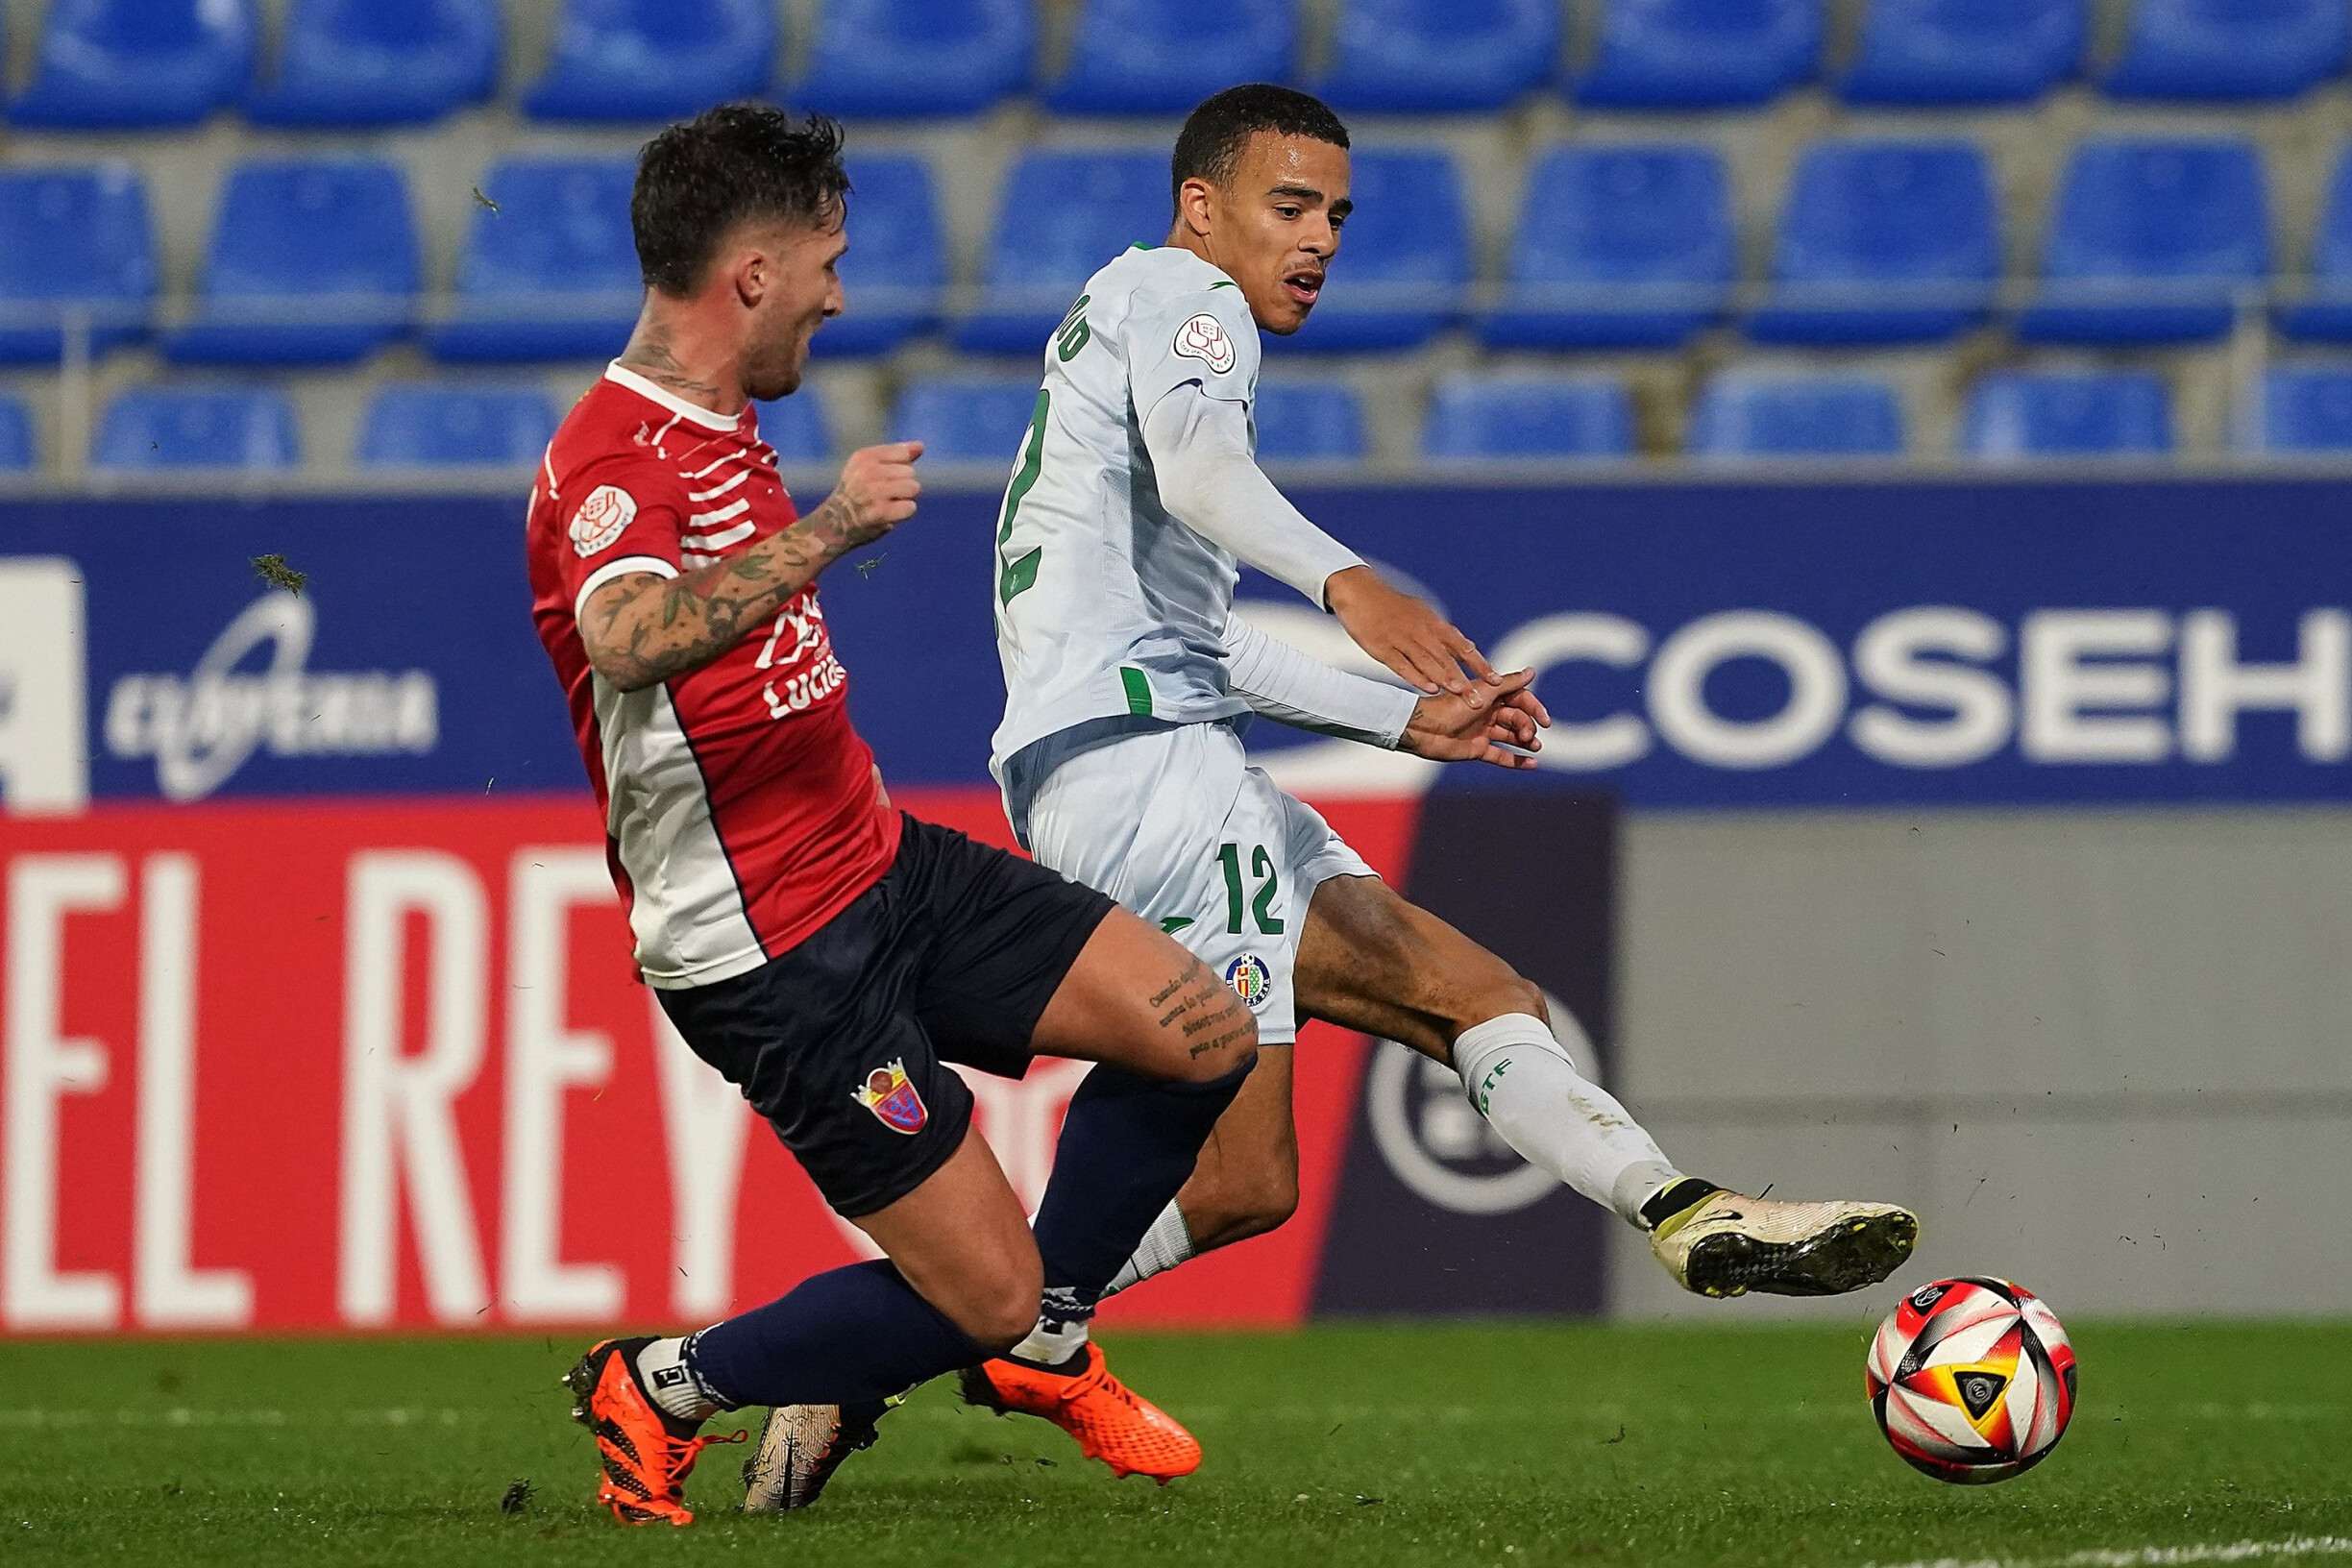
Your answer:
[851,1060,929,1134]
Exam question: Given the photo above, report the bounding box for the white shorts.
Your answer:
[1024,722,1375,1044]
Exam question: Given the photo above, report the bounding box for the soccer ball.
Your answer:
[1866,1277,2077,1484]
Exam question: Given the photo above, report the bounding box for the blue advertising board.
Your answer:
[3,478,2347,811]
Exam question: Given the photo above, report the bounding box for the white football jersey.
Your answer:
[988,244,1265,835]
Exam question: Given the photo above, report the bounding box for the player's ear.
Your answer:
[732,248,767,310]
[1176,177,1217,241]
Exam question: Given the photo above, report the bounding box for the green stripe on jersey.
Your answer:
[1120,666,1154,716]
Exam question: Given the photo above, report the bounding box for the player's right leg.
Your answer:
[572,826,1254,1524]
[1289,870,1918,1299]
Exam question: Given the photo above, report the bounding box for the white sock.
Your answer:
[1010,1316,1091,1367]
[1103,1202,1194,1298]
[1009,1283,1099,1367]
[1010,1203,1196,1366]
[634,1335,723,1423]
[1450,1013,1682,1226]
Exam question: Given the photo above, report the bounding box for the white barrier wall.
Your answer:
[1607,807,2352,1320]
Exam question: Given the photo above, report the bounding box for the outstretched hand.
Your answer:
[1399,667,1552,771]
[1324,564,1502,700]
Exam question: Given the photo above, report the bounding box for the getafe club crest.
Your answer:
[851,1060,928,1135]
[1223,953,1272,1010]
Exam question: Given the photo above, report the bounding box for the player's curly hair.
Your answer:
[1170,85,1350,212]
[632,103,852,297]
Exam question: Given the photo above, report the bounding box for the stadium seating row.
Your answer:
[6,0,2349,129]
[8,134,2352,367]
[13,367,2352,473]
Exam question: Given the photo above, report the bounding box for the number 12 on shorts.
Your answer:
[1217,843,1285,935]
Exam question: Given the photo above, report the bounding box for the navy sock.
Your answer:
[681,1260,986,1409]
[1029,1056,1256,1330]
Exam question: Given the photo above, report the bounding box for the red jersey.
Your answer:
[527,363,901,990]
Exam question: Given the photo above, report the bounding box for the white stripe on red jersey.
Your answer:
[527,362,900,990]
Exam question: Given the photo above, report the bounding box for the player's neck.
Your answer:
[616,306,748,419]
[1164,225,1218,272]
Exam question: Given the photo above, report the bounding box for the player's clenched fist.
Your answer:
[821,441,925,545]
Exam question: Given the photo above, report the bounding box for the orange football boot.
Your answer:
[958,1342,1202,1482]
[563,1336,745,1526]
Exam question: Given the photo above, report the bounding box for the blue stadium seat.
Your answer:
[2104,0,2346,103]
[1840,0,2084,107]
[1960,371,2172,459]
[1266,149,1464,355]
[165,159,419,365]
[245,0,500,127]
[8,0,256,129]
[889,378,1039,462]
[1422,377,1635,460]
[0,164,157,363]
[2252,367,2352,452]
[93,387,300,471]
[2276,145,2352,341]
[956,153,1165,355]
[1687,374,1904,459]
[2018,139,2269,345]
[1747,140,1997,345]
[795,0,1032,118]
[813,154,943,358]
[1576,0,1821,110]
[1044,0,1296,115]
[1254,382,1365,460]
[356,385,559,468]
[0,397,33,472]
[1314,0,1558,113]
[1480,145,1731,350]
[524,0,774,123]
[751,390,832,462]
[427,159,638,364]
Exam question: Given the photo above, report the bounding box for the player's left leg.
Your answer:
[1143,1041,1298,1258]
[1290,871,1918,1299]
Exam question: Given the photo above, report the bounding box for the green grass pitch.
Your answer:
[4,1320,2347,1566]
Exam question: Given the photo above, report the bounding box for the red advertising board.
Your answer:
[0,789,1416,1335]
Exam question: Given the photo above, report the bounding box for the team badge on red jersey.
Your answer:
[851,1060,928,1134]
[569,485,637,556]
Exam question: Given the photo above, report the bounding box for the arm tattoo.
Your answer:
[580,493,877,691]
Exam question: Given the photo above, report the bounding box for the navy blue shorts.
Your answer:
[656,813,1117,1218]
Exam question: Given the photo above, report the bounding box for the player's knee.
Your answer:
[1497,972,1546,1024]
[1234,1164,1299,1238]
[1186,1032,1260,1086]
[1454,968,1545,1035]
[955,1254,1045,1355]
[1187,1143,1297,1246]
[1165,1006,1258,1085]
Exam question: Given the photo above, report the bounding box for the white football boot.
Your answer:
[1649,1185,1919,1299]
[740,1398,896,1512]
